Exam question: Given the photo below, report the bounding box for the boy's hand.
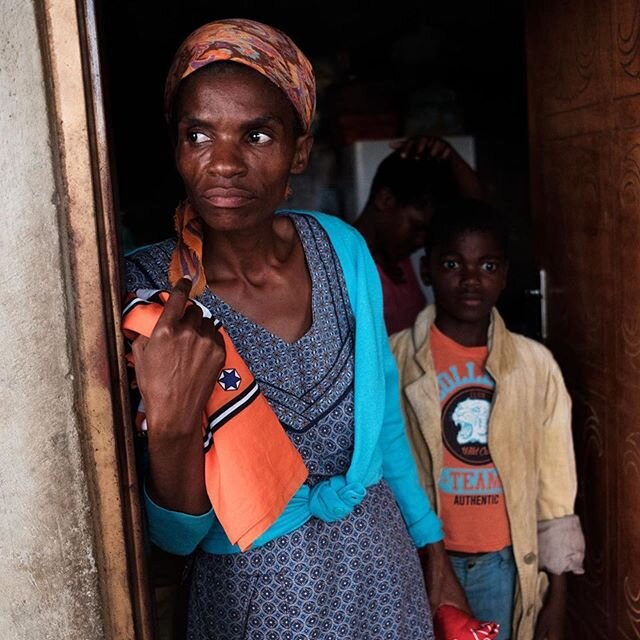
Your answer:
[534,573,566,640]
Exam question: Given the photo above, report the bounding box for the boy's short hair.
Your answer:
[425,198,509,257]
[368,151,459,210]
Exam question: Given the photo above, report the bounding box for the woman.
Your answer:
[125,18,466,639]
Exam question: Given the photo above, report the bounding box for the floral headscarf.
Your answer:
[165,18,315,132]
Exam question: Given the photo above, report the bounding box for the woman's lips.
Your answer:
[202,188,254,208]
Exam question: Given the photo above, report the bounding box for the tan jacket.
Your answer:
[390,306,584,640]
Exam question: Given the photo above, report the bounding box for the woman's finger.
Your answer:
[182,301,205,329]
[155,278,192,329]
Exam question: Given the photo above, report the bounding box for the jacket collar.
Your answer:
[410,304,517,381]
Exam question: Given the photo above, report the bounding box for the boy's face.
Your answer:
[422,229,508,327]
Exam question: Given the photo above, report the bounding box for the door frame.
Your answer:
[38,0,152,637]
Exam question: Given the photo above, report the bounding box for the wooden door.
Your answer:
[526,1,640,637]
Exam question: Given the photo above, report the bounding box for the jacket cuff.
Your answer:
[144,482,215,555]
[537,514,585,575]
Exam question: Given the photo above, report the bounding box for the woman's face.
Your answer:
[174,64,312,232]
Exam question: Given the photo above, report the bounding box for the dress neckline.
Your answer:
[200,213,317,348]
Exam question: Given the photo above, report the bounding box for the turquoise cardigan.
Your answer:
[145,211,443,554]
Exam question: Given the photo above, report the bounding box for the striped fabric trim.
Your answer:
[204,380,260,451]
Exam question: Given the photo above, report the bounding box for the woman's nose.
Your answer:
[207,141,247,178]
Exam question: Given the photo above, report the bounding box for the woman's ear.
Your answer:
[290,134,314,175]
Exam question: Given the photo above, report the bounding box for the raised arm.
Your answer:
[131,278,225,515]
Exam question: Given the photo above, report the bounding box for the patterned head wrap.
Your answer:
[165,19,316,296]
[165,18,316,132]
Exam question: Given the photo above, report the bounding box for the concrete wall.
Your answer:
[0,1,105,637]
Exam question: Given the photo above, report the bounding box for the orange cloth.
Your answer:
[168,201,207,298]
[122,289,308,551]
[430,325,511,553]
[434,605,500,640]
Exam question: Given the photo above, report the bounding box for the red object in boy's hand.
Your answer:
[434,604,500,640]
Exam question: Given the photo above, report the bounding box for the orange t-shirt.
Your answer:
[430,325,512,553]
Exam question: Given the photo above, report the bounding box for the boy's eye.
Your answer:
[187,131,210,144]
[442,259,460,270]
[482,261,499,273]
[248,131,272,144]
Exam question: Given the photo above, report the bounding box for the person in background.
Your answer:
[354,136,485,334]
[124,17,470,639]
[390,199,585,640]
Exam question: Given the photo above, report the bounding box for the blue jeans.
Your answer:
[448,546,516,640]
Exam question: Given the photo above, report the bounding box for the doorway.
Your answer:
[91,1,622,638]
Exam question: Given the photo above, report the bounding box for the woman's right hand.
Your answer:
[131,277,225,513]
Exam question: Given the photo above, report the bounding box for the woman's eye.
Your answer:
[248,131,272,144]
[188,132,210,144]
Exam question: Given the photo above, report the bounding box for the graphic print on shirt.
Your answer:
[437,368,502,504]
[439,382,504,505]
[443,387,492,465]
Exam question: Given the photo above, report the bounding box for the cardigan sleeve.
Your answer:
[144,483,216,556]
[344,231,443,547]
[536,353,585,574]
[326,215,443,547]
[379,334,444,547]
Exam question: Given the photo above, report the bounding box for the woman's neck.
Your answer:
[201,215,296,284]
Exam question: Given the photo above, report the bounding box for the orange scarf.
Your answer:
[168,201,207,296]
[122,289,308,551]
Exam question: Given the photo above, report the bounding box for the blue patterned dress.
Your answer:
[125,214,434,640]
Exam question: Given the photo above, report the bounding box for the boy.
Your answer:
[390,199,585,640]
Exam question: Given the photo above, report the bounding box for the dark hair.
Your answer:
[368,151,459,210]
[424,198,509,257]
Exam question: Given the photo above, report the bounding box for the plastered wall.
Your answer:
[0,1,105,637]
